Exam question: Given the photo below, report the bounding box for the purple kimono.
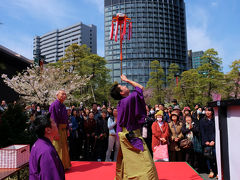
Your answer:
[117,86,146,151]
[49,99,69,129]
[29,137,65,180]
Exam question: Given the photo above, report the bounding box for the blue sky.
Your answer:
[0,0,239,73]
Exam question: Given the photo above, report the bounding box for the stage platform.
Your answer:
[66,161,203,180]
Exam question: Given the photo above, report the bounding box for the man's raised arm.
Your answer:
[121,74,144,90]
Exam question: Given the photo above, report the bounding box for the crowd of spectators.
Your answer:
[0,99,218,178]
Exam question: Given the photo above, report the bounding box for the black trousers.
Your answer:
[169,150,183,162]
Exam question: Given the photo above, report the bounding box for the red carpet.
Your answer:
[66,161,203,180]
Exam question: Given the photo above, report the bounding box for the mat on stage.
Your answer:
[65,161,203,180]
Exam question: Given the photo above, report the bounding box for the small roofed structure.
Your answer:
[0,45,32,103]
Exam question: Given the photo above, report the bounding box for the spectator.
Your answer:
[200,107,218,178]
[95,110,109,161]
[77,109,84,160]
[149,107,155,116]
[152,110,169,161]
[163,107,170,123]
[66,107,72,117]
[168,105,173,114]
[192,107,204,172]
[29,113,36,123]
[30,103,36,115]
[154,104,159,111]
[192,104,200,120]
[79,102,84,110]
[84,112,96,160]
[158,104,164,111]
[97,104,101,112]
[142,105,155,156]
[171,99,178,107]
[107,107,113,119]
[183,106,191,123]
[69,109,79,160]
[84,107,90,118]
[29,114,65,180]
[195,107,204,121]
[168,111,184,162]
[105,108,119,161]
[173,106,183,123]
[0,100,8,111]
[182,114,199,167]
[36,106,42,116]
[92,103,100,120]
[102,104,107,110]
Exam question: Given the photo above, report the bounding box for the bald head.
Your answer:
[56,90,67,103]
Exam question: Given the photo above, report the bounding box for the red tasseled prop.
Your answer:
[109,13,132,76]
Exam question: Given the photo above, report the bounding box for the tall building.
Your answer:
[187,50,192,69]
[192,50,204,69]
[33,22,97,63]
[104,0,187,88]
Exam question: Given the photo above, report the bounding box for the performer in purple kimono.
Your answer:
[29,114,65,180]
[110,75,159,180]
[49,90,71,170]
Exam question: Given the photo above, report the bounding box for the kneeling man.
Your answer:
[29,114,65,180]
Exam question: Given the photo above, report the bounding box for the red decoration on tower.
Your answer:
[110,13,132,76]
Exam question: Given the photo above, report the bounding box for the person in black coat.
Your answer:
[142,106,155,156]
[200,107,218,178]
[182,114,199,167]
[95,110,109,161]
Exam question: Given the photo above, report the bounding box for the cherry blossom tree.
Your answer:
[1,65,91,106]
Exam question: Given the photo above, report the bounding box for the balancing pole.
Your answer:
[120,24,123,76]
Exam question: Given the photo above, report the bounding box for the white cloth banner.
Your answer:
[214,107,222,180]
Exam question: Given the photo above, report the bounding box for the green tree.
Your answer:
[51,44,91,75]
[50,44,111,105]
[224,60,240,99]
[197,64,224,104]
[193,48,224,105]
[200,48,222,71]
[146,60,165,105]
[173,49,225,107]
[83,54,111,103]
[0,104,35,148]
[174,69,200,107]
[165,63,180,102]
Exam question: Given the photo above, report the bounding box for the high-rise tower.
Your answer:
[104,0,187,88]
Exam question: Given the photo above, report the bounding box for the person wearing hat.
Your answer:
[183,106,191,123]
[173,105,184,123]
[168,111,184,162]
[152,110,169,161]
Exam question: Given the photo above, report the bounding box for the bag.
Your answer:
[193,136,202,153]
[180,138,192,149]
[203,146,213,159]
[153,143,169,162]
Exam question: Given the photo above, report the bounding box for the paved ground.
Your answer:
[199,173,218,180]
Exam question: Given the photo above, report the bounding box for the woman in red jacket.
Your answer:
[152,110,169,161]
